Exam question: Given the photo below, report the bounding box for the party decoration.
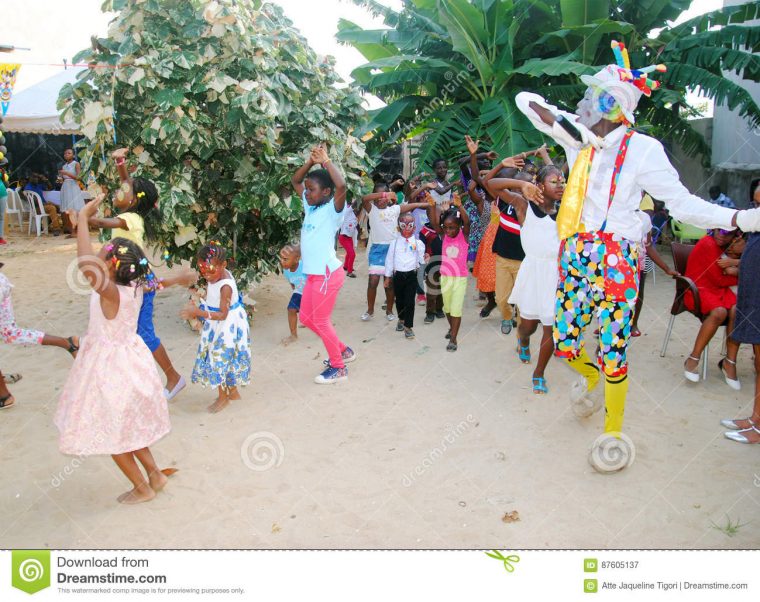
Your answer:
[0,64,21,115]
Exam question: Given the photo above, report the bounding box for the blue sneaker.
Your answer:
[315,365,348,384]
[342,346,357,364]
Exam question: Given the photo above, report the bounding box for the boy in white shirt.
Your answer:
[384,213,426,339]
[361,182,428,321]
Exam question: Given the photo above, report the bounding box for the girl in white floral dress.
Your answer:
[181,242,251,413]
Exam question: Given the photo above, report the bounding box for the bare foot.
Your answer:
[208,397,230,413]
[117,485,156,504]
[281,335,298,346]
[228,388,241,401]
[149,468,178,492]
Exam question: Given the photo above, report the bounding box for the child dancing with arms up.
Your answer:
[55,195,174,504]
[291,144,356,384]
[486,165,564,394]
[69,147,186,401]
[427,192,470,351]
[180,242,251,413]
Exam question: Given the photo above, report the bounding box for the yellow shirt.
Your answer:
[112,212,145,248]
[640,193,655,212]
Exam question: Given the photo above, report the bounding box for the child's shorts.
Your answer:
[368,243,390,276]
[288,292,302,311]
[137,289,161,353]
[440,275,467,318]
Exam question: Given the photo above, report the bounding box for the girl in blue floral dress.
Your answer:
[181,242,251,413]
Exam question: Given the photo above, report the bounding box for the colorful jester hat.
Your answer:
[579,41,667,124]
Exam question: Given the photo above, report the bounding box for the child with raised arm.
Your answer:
[279,243,306,346]
[69,147,186,401]
[361,184,430,321]
[384,213,426,339]
[55,195,174,504]
[427,192,470,351]
[486,165,565,394]
[291,144,356,384]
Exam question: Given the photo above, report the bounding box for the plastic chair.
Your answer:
[670,219,707,243]
[22,191,49,237]
[5,189,25,229]
[659,242,727,381]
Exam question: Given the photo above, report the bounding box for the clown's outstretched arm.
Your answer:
[636,141,739,231]
[515,92,598,152]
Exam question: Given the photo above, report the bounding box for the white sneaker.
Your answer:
[386,313,396,321]
[360,312,373,321]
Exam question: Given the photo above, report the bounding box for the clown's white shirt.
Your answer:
[515,92,736,241]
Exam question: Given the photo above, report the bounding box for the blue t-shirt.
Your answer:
[284,260,307,294]
[300,191,345,276]
[24,183,48,198]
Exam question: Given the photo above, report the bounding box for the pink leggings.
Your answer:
[338,234,355,274]
[300,268,347,369]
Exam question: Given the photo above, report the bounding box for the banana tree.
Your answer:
[340,0,760,168]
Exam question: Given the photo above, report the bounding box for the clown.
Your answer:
[516,42,760,472]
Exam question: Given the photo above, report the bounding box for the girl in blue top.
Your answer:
[290,145,356,384]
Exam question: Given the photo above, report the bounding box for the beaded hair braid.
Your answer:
[103,237,156,289]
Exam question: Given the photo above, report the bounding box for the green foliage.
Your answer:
[340,0,760,168]
[58,0,370,286]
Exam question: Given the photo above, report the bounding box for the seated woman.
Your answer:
[683,228,741,388]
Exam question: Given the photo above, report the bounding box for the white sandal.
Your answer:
[683,355,700,383]
[724,424,760,444]
[718,357,741,391]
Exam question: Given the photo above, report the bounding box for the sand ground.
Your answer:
[1,231,759,549]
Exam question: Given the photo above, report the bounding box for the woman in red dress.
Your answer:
[683,228,741,387]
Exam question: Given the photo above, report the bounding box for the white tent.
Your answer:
[2,68,84,134]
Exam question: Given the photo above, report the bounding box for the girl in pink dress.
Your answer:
[55,196,173,505]
[427,192,471,352]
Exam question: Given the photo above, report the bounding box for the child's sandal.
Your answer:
[5,373,22,384]
[516,340,531,364]
[532,377,548,394]
[66,336,79,358]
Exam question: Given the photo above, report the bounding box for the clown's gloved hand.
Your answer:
[553,118,603,151]
[573,121,604,150]
[736,208,760,232]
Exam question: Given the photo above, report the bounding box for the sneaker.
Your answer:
[501,319,513,335]
[424,313,435,324]
[395,321,404,332]
[382,303,387,311]
[386,313,396,321]
[361,312,373,321]
[416,294,426,306]
[347,272,356,278]
[341,347,358,364]
[435,311,446,319]
[315,365,348,384]
[405,328,415,339]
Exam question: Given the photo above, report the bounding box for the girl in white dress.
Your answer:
[59,149,84,213]
[486,165,565,394]
[181,242,251,413]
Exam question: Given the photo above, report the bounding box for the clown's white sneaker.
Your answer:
[570,376,603,418]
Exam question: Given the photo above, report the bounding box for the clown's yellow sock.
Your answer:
[604,374,628,435]
[567,348,601,392]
